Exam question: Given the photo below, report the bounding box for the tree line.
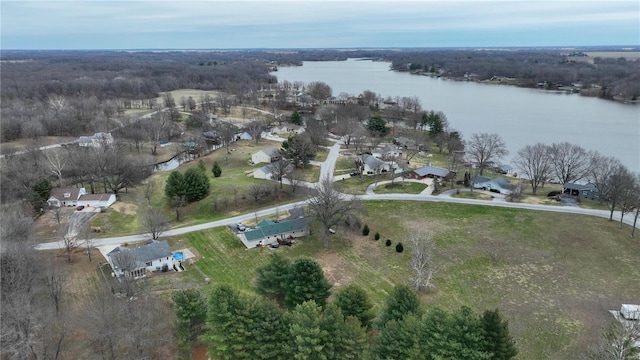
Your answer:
[172,253,518,360]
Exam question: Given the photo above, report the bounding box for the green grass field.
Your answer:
[163,201,640,360]
[374,181,427,194]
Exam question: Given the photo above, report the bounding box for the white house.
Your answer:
[471,176,518,195]
[253,163,294,180]
[47,187,87,207]
[360,155,391,175]
[271,124,305,135]
[253,165,272,180]
[78,132,114,147]
[47,187,116,208]
[251,146,281,164]
[77,193,117,208]
[372,145,402,159]
[106,240,173,279]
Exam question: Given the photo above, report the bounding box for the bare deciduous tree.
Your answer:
[548,142,594,184]
[408,228,437,292]
[590,320,640,360]
[591,154,634,221]
[268,156,292,189]
[307,175,361,248]
[513,143,554,194]
[62,234,80,263]
[465,133,508,175]
[44,148,68,186]
[285,169,305,194]
[140,206,169,240]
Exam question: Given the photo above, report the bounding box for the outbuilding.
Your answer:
[620,304,640,320]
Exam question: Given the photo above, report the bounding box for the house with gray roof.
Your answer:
[359,155,392,175]
[372,145,402,159]
[242,218,309,247]
[471,176,518,195]
[563,182,598,200]
[106,240,173,279]
[410,165,454,181]
[251,146,281,164]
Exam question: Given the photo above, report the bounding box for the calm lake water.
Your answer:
[273,59,640,173]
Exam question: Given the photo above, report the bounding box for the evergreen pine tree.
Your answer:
[290,110,302,125]
[335,284,375,328]
[285,258,332,309]
[378,285,421,328]
[198,159,206,172]
[212,161,222,177]
[287,300,325,360]
[362,224,370,236]
[255,253,291,304]
[172,289,207,349]
[422,306,490,360]
[481,308,518,360]
[246,299,290,359]
[373,314,424,360]
[205,285,252,360]
[165,170,185,199]
[183,167,210,202]
[319,303,346,359]
[341,316,369,359]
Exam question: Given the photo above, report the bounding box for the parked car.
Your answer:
[236,223,246,231]
[76,206,85,211]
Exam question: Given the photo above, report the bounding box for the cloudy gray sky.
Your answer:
[1,1,638,49]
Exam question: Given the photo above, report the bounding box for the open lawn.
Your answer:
[171,201,640,360]
[452,190,493,200]
[374,181,427,194]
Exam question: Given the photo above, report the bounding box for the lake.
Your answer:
[273,59,640,173]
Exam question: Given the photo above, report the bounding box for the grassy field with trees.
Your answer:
[134,200,640,359]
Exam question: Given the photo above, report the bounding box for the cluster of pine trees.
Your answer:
[164,164,211,203]
[172,253,517,359]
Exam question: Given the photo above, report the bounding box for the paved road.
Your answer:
[34,138,639,251]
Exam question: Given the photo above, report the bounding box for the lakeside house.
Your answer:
[471,176,518,195]
[562,182,599,200]
[410,165,454,181]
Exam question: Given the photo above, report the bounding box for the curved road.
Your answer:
[35,141,638,250]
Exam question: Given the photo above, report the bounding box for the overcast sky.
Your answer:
[1,1,638,50]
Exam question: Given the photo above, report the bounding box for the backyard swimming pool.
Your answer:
[173,252,185,261]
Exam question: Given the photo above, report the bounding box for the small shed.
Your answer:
[620,304,640,320]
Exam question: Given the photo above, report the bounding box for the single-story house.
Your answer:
[410,165,455,181]
[372,145,403,159]
[106,240,173,279]
[471,176,518,195]
[497,164,514,175]
[562,182,598,199]
[47,187,87,207]
[359,155,391,175]
[271,124,305,135]
[202,130,221,144]
[48,187,117,208]
[237,131,253,141]
[253,163,294,180]
[243,218,309,246]
[77,193,116,208]
[78,132,114,147]
[251,146,281,164]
